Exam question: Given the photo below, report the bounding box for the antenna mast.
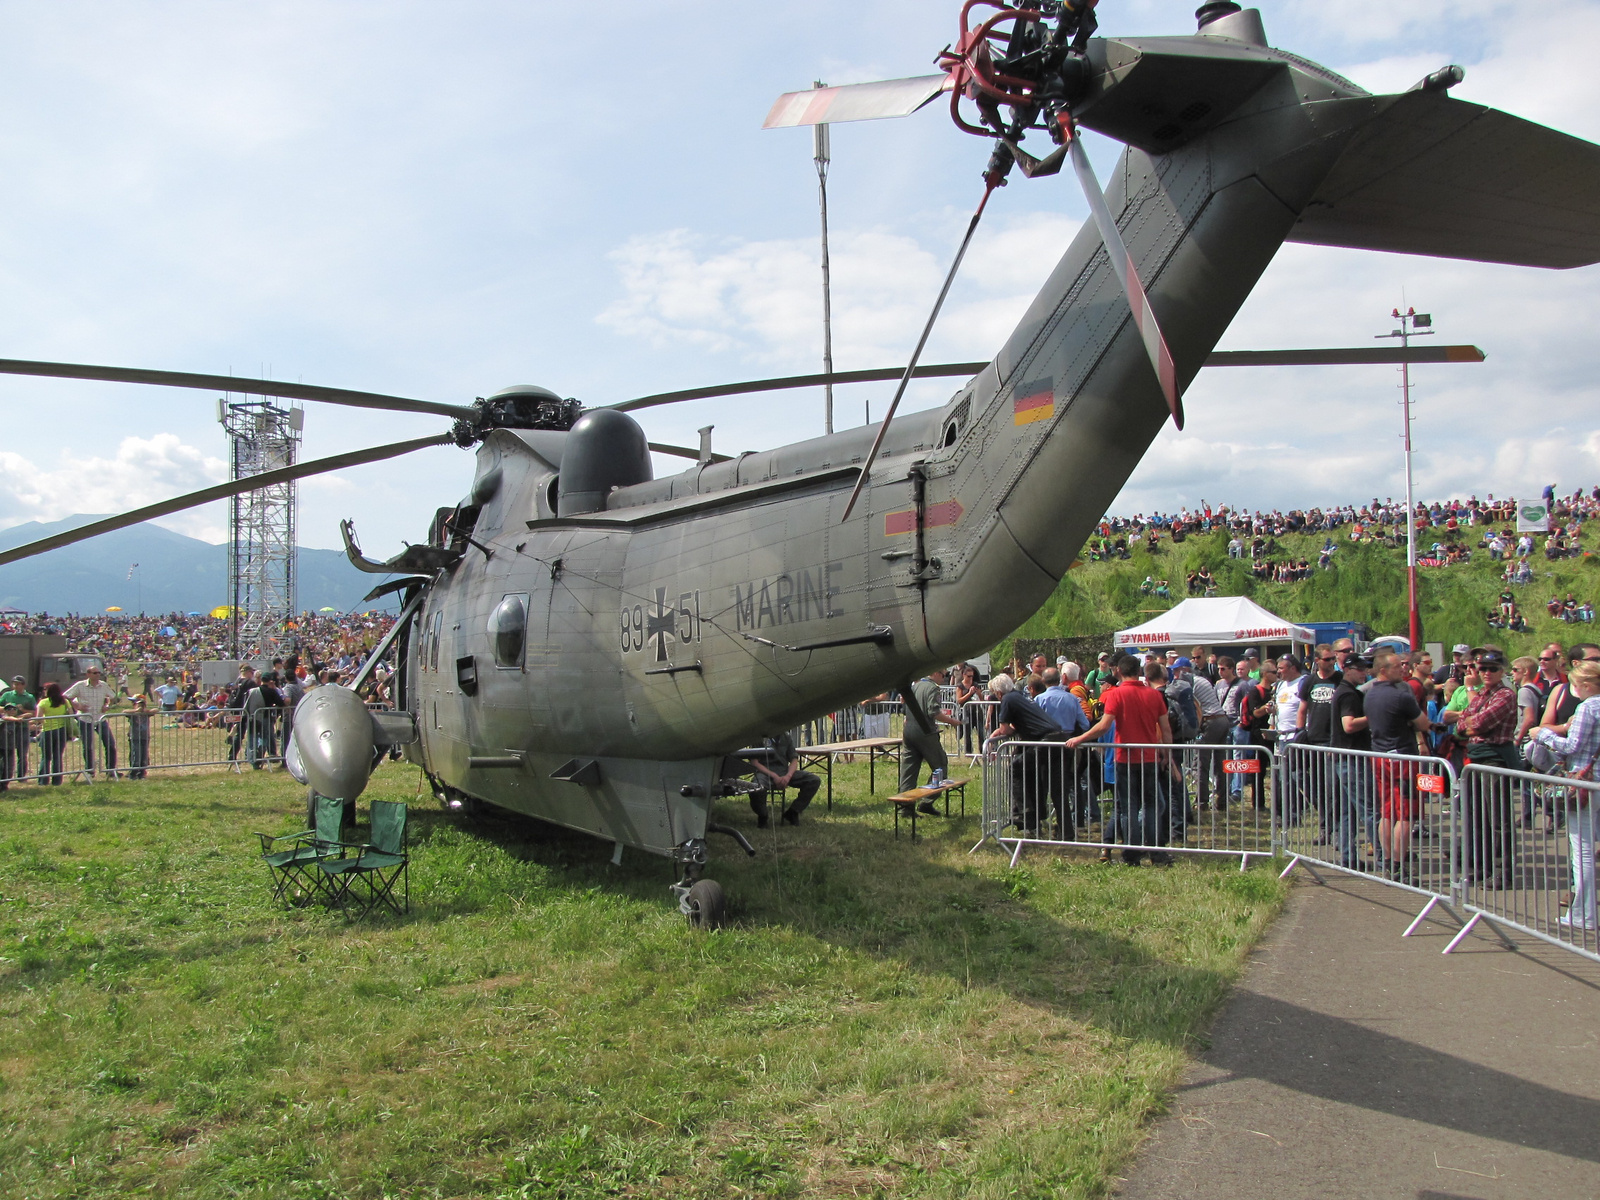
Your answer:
[813,81,835,435]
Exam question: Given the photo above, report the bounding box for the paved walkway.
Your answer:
[1116,871,1600,1200]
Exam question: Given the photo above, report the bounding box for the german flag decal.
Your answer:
[1012,378,1054,425]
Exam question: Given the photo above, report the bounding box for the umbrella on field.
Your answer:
[106,606,122,612]
[319,607,338,612]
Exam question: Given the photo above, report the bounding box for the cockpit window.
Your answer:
[488,594,529,669]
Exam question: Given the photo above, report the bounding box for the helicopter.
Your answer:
[2,1,1599,926]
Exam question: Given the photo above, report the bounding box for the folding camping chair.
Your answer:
[318,799,409,917]
[258,793,348,906]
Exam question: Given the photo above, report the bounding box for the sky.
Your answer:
[0,0,1597,557]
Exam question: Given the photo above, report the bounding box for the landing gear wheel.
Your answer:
[684,879,726,930]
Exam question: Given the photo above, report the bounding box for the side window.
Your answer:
[488,594,528,669]
[430,613,443,672]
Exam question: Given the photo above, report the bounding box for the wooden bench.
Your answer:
[886,779,969,840]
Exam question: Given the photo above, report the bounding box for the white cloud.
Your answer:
[0,434,228,542]
[598,210,1082,372]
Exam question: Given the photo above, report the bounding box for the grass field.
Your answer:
[0,762,1285,1199]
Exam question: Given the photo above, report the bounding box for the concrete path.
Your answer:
[1116,872,1600,1200]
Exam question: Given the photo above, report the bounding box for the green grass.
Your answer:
[1000,524,1600,659]
[0,763,1285,1198]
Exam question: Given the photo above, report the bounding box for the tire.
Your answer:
[685,879,727,930]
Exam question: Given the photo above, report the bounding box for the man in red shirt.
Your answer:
[1069,654,1173,865]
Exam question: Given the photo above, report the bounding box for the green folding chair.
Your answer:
[258,793,348,906]
[319,800,409,917]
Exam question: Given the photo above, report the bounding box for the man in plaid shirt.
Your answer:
[1459,648,1522,887]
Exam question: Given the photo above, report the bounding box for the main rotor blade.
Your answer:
[611,363,989,413]
[648,441,732,464]
[763,75,950,128]
[1204,346,1486,367]
[0,358,475,420]
[0,432,456,568]
[1068,137,1183,429]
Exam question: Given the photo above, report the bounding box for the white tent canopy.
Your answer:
[1114,596,1315,650]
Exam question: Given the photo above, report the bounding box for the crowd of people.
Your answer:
[0,609,398,693]
[0,612,401,790]
[942,636,1598,931]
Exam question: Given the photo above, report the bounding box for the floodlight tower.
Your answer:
[1376,307,1434,653]
[218,397,303,657]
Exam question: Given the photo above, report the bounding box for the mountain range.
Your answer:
[0,516,400,615]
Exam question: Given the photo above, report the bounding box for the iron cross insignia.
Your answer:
[646,588,676,661]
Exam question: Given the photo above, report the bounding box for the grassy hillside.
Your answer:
[1000,525,1600,660]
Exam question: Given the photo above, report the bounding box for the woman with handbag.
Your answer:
[1530,660,1600,931]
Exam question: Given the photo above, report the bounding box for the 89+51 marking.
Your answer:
[622,588,702,662]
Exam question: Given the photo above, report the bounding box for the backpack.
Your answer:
[1166,678,1200,743]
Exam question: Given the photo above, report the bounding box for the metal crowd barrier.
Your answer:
[1453,762,1599,963]
[0,707,286,785]
[1276,744,1600,966]
[977,740,1276,869]
[1276,742,1458,910]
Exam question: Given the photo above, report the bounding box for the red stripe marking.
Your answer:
[800,88,836,125]
[1013,390,1053,412]
[883,500,963,537]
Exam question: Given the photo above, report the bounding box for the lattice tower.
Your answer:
[218,398,303,656]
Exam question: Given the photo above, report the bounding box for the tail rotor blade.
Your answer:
[1067,137,1183,429]
[763,75,951,128]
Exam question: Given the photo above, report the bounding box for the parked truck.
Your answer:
[0,634,106,694]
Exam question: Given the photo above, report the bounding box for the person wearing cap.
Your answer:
[1434,644,1472,686]
[1458,647,1522,888]
[1329,655,1375,869]
[65,665,118,780]
[1086,652,1115,699]
[0,673,35,790]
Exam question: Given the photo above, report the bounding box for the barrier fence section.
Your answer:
[979,739,1275,869]
[0,708,286,785]
[1276,742,1458,916]
[1276,744,1600,965]
[1453,762,1599,963]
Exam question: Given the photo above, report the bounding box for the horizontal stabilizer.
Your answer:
[1289,91,1600,269]
[763,75,949,128]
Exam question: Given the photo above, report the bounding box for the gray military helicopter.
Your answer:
[3,1,1599,926]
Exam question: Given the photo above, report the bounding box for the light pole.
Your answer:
[1376,307,1434,651]
[812,82,835,435]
